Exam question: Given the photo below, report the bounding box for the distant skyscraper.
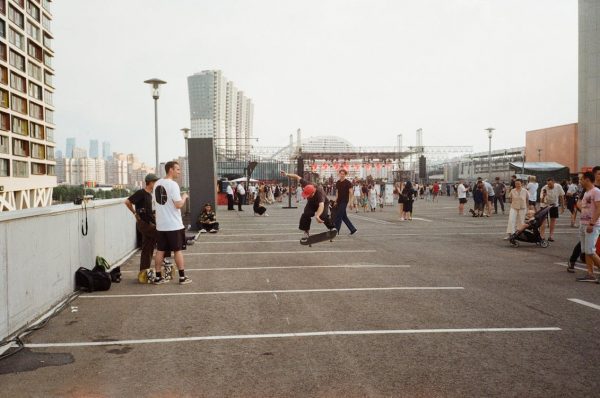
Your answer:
[66,138,76,158]
[187,70,253,160]
[56,149,63,159]
[102,141,111,160]
[89,140,99,158]
[72,147,87,159]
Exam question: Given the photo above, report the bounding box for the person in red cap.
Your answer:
[281,170,334,243]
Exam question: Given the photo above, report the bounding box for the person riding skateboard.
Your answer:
[281,171,334,243]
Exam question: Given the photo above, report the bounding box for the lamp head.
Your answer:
[485,127,495,139]
[144,78,167,99]
[181,128,191,139]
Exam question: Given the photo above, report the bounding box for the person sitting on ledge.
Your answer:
[197,203,219,233]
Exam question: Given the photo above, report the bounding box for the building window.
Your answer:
[10,94,27,115]
[8,5,24,29]
[0,65,7,85]
[47,164,55,176]
[42,33,51,50]
[13,160,29,177]
[9,50,26,72]
[26,20,40,41]
[8,27,25,51]
[0,20,5,38]
[0,88,8,108]
[44,89,52,105]
[0,42,6,62]
[31,162,45,175]
[28,101,43,120]
[30,121,44,139]
[11,115,28,135]
[27,39,42,62]
[43,51,52,68]
[45,108,53,123]
[46,145,54,160]
[26,1,40,21]
[27,60,42,81]
[28,81,42,100]
[30,142,44,159]
[0,112,9,131]
[42,0,51,13]
[0,1,6,15]
[41,13,50,32]
[9,72,26,93]
[0,135,9,154]
[46,126,53,142]
[0,158,9,177]
[14,0,25,8]
[12,137,29,157]
[44,70,53,87]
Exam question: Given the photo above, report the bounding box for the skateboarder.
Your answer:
[281,171,334,243]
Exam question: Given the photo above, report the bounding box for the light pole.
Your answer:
[485,127,495,180]
[144,78,166,174]
[181,128,190,188]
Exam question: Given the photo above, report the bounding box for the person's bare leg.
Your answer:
[174,250,184,270]
[549,218,557,239]
[540,222,546,239]
[154,250,165,272]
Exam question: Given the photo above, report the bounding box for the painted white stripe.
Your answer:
[121,264,411,273]
[22,327,561,348]
[213,231,578,238]
[184,250,376,256]
[411,217,433,222]
[568,299,600,311]
[555,262,600,275]
[80,286,464,299]
[195,239,300,244]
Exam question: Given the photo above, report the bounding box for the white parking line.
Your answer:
[568,299,600,311]
[22,327,561,348]
[554,262,600,275]
[80,286,465,299]
[121,264,411,273]
[185,250,376,256]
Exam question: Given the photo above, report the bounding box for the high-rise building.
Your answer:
[66,137,75,158]
[72,147,86,159]
[0,0,56,211]
[64,158,106,186]
[187,70,253,160]
[89,139,99,158]
[105,158,128,186]
[578,0,600,170]
[102,141,111,160]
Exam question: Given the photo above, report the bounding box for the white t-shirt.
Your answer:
[353,185,361,196]
[226,185,234,195]
[457,184,467,199]
[153,178,184,231]
[541,184,565,207]
[526,182,539,201]
[237,184,246,195]
[566,183,578,195]
[484,181,494,197]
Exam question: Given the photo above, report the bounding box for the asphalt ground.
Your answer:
[1,195,599,397]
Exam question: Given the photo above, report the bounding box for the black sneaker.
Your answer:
[179,276,192,285]
[567,261,575,273]
[153,276,167,285]
[349,229,357,236]
[576,275,599,283]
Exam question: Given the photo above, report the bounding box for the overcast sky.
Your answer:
[53,0,577,164]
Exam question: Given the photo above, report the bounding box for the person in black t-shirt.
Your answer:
[333,169,357,235]
[281,170,334,242]
[124,173,160,282]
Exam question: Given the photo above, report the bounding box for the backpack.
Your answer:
[75,267,111,292]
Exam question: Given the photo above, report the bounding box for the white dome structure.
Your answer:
[301,136,356,152]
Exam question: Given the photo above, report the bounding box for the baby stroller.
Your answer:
[509,205,553,248]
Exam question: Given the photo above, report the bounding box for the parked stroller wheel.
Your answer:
[540,240,550,248]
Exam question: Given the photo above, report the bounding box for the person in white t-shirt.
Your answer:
[226,183,235,211]
[236,182,246,211]
[457,179,468,215]
[539,177,565,242]
[152,161,191,285]
[526,176,539,211]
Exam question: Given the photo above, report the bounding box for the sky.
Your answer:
[52,0,578,164]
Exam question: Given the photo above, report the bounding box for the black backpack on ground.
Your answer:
[75,266,111,292]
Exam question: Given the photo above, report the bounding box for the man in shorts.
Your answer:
[575,172,600,283]
[153,161,192,285]
[539,177,565,242]
[457,179,468,215]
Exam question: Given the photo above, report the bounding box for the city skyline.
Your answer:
[51,0,577,165]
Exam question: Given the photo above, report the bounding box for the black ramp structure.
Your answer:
[188,137,217,231]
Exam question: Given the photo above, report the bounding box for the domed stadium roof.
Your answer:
[301,136,356,152]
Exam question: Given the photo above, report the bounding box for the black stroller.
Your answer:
[509,205,553,248]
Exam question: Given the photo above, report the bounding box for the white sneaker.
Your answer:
[209,229,217,233]
[503,234,511,240]
[200,229,207,233]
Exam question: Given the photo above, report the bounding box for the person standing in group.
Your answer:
[457,179,468,215]
[236,181,246,211]
[352,181,362,213]
[575,172,600,283]
[526,176,539,211]
[566,176,580,227]
[505,179,529,240]
[368,184,378,212]
[483,179,495,217]
[402,180,415,220]
[152,161,191,285]
[333,169,357,235]
[226,183,235,211]
[432,181,440,202]
[124,173,160,283]
[539,178,565,242]
[493,177,506,214]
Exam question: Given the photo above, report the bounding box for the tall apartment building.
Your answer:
[105,157,127,186]
[71,146,86,159]
[63,157,105,186]
[187,70,254,160]
[65,137,74,157]
[0,0,56,211]
[101,140,110,160]
[89,139,98,158]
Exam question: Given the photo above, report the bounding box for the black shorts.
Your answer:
[459,198,467,204]
[488,196,495,203]
[548,206,559,219]
[157,229,187,252]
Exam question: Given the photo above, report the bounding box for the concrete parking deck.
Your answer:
[1,196,599,397]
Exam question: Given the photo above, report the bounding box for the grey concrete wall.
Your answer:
[579,0,600,169]
[0,199,137,340]
[188,137,217,230]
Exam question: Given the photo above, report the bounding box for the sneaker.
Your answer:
[349,229,358,236]
[548,237,555,242]
[153,276,167,285]
[199,229,207,234]
[300,233,309,244]
[503,234,511,240]
[179,276,192,285]
[567,261,575,273]
[576,275,599,283]
[209,229,217,233]
[146,269,155,283]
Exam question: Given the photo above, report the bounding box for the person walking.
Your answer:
[539,178,565,242]
[575,172,600,283]
[352,181,362,213]
[152,161,192,285]
[566,176,580,227]
[226,183,235,211]
[368,184,378,212]
[457,179,468,215]
[526,176,539,211]
[505,179,529,240]
[493,177,506,214]
[236,181,246,211]
[124,173,160,283]
[333,169,357,235]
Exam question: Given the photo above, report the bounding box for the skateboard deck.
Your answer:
[301,230,337,247]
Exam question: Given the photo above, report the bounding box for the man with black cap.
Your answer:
[281,170,334,243]
[124,173,161,283]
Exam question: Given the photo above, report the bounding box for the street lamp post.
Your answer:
[144,78,167,174]
[485,127,495,180]
[181,128,190,188]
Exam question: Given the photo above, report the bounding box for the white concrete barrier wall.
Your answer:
[0,199,137,340]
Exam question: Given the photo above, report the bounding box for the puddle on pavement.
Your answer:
[0,348,74,375]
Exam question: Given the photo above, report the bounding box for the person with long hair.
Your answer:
[402,180,415,220]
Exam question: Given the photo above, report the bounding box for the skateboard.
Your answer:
[300,230,337,247]
[137,264,178,284]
